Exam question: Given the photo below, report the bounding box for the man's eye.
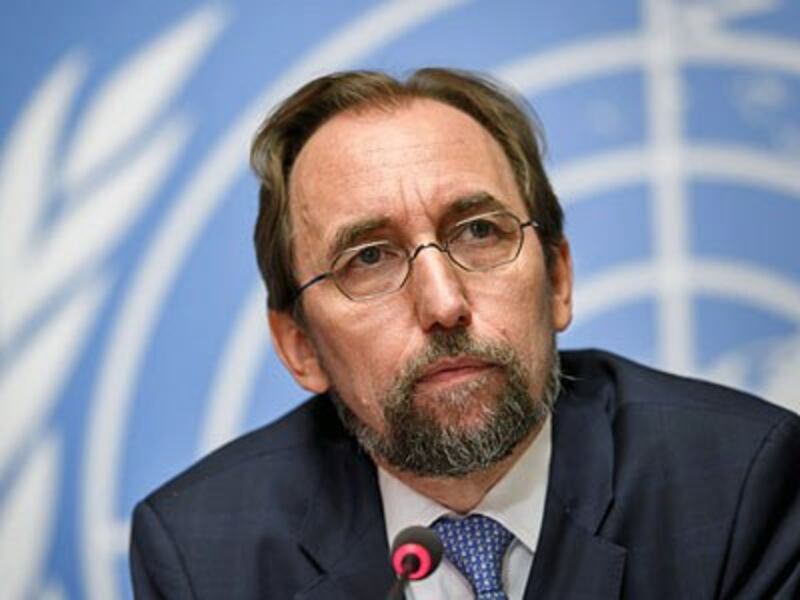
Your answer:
[466,219,496,239]
[454,218,501,243]
[355,245,383,265]
[344,244,402,270]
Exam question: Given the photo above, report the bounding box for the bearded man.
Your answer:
[130,68,800,599]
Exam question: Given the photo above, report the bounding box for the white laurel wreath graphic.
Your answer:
[0,7,225,598]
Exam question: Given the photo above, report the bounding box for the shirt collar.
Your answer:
[378,416,552,554]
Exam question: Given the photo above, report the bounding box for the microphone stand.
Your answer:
[385,554,420,600]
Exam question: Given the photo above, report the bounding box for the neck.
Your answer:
[376,421,543,514]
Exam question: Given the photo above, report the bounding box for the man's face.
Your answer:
[271,99,572,476]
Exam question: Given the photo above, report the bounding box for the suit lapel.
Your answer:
[295,435,394,600]
[525,368,627,599]
[524,492,626,599]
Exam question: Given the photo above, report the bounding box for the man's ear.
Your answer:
[549,239,573,332]
[268,309,330,394]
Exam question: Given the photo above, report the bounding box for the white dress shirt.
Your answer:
[378,417,552,600]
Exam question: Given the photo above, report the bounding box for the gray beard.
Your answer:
[330,329,561,478]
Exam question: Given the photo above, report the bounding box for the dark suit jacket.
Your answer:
[130,350,800,599]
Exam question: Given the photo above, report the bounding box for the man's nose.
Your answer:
[408,245,472,332]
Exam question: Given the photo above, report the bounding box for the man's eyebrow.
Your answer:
[327,216,390,262]
[323,193,508,261]
[446,192,509,220]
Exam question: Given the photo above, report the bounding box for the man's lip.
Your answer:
[417,357,494,382]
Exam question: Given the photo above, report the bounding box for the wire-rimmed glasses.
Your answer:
[296,210,539,302]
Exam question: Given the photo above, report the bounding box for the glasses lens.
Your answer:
[448,212,523,271]
[328,212,525,300]
[332,241,408,299]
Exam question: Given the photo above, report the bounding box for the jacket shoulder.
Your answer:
[560,348,797,426]
[142,394,350,507]
[558,350,800,598]
[129,395,373,598]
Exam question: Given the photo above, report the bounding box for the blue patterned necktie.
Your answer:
[431,514,514,600]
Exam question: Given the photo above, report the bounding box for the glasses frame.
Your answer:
[295,210,539,302]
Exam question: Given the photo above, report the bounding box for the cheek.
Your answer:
[309,300,414,396]
[466,266,554,369]
[310,303,421,433]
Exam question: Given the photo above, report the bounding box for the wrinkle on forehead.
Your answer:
[296,138,490,202]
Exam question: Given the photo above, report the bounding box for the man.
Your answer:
[130,69,800,599]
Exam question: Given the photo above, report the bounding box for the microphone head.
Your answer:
[390,525,443,581]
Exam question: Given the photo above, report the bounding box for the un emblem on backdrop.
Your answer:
[1,1,797,598]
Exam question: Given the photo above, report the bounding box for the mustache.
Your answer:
[392,329,520,397]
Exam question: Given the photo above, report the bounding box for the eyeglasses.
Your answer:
[295,210,539,302]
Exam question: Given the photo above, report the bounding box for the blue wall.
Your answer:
[1,1,798,597]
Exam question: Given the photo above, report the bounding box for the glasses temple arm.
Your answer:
[296,272,331,298]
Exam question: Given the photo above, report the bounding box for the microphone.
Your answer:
[386,526,443,600]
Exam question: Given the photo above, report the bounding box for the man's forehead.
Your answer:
[293,102,513,197]
[301,137,471,188]
[295,120,488,189]
[287,99,523,261]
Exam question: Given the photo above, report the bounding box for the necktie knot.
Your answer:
[431,514,513,600]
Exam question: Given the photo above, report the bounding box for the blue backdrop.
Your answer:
[1,1,798,598]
